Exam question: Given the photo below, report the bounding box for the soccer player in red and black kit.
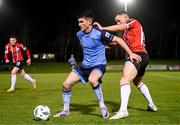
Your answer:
[94,11,157,119]
[4,35,36,93]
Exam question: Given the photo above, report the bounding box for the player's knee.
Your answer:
[20,72,25,77]
[11,71,16,75]
[88,78,97,85]
[62,81,71,90]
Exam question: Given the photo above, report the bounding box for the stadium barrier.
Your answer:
[106,65,180,71]
[0,65,10,71]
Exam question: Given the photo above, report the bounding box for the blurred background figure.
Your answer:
[68,54,76,69]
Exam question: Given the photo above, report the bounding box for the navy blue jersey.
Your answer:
[76,27,114,68]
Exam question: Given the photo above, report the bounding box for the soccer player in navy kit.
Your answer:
[53,10,141,118]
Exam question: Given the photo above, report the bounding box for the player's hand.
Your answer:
[5,60,10,63]
[129,53,142,62]
[93,22,103,30]
[26,59,31,65]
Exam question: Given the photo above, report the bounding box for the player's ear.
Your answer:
[87,18,93,24]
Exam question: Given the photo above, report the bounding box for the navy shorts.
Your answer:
[126,52,149,77]
[73,64,106,84]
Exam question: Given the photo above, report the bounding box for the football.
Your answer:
[33,105,51,120]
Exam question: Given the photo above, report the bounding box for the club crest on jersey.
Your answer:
[105,32,110,38]
[91,38,96,42]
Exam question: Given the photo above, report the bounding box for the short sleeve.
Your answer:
[101,30,114,43]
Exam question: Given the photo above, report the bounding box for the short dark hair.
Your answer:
[117,10,128,16]
[9,35,17,39]
[77,10,94,20]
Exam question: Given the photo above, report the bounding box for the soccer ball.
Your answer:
[33,105,51,120]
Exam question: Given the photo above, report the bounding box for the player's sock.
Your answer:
[62,89,71,111]
[23,73,34,83]
[10,74,16,90]
[119,83,131,112]
[138,82,155,107]
[93,82,106,108]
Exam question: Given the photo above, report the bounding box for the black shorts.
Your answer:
[13,61,24,70]
[126,52,149,77]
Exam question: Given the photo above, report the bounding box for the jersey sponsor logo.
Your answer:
[105,32,110,38]
[16,62,20,66]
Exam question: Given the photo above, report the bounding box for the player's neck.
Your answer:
[10,43,16,47]
[84,25,93,34]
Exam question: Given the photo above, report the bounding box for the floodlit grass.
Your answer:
[0,62,180,124]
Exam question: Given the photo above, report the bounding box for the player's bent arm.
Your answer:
[112,36,132,55]
[24,47,31,65]
[4,46,9,63]
[102,24,127,32]
[4,53,9,63]
[112,36,142,61]
[20,43,31,60]
[25,48,31,60]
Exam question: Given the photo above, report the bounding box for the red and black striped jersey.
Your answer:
[123,18,147,53]
[4,42,31,63]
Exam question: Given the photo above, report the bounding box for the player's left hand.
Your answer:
[26,59,31,65]
[129,53,142,62]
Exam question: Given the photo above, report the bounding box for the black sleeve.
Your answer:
[101,30,114,44]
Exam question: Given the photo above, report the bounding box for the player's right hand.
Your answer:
[5,60,10,63]
[26,59,31,65]
[129,53,142,62]
[93,22,103,30]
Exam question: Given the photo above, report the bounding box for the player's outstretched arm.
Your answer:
[112,36,142,62]
[93,22,127,32]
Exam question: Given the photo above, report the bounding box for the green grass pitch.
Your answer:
[0,62,180,124]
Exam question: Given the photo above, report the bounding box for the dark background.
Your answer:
[0,0,179,61]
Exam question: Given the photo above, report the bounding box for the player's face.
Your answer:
[115,14,126,24]
[10,38,17,45]
[78,17,92,33]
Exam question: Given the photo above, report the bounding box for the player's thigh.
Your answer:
[88,69,102,84]
[121,61,138,83]
[63,71,80,89]
[11,67,21,74]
